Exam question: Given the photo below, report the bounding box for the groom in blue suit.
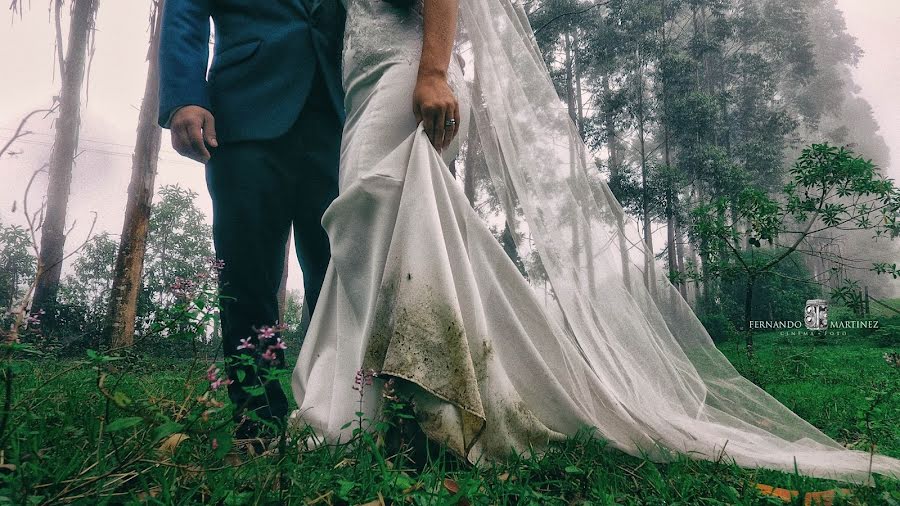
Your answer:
[158,0,345,438]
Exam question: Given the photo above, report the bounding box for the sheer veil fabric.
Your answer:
[291,0,900,485]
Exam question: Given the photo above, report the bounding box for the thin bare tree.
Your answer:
[31,0,100,318]
[104,0,164,349]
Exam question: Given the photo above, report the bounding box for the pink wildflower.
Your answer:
[207,364,233,390]
[258,326,277,340]
[352,368,376,391]
[210,377,232,391]
[211,438,219,450]
[261,348,277,361]
[171,276,197,300]
[237,337,255,351]
[272,338,287,350]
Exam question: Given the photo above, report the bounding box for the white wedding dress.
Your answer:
[290,0,900,484]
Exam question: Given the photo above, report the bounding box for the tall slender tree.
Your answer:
[31,0,100,321]
[104,0,163,349]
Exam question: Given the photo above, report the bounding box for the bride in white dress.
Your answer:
[290,0,900,484]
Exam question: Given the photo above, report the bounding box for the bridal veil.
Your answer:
[450,0,900,485]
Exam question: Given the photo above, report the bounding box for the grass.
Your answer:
[0,322,898,505]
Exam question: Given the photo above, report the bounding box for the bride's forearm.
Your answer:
[417,0,459,80]
[413,0,460,150]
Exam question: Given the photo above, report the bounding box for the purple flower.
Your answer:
[171,276,197,300]
[352,368,376,391]
[207,364,233,390]
[210,377,232,391]
[258,326,276,340]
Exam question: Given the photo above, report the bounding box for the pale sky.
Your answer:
[0,0,898,297]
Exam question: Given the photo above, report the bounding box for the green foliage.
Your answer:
[40,184,215,354]
[0,221,35,312]
[873,316,900,348]
[718,250,822,325]
[691,144,899,329]
[50,232,119,347]
[139,256,222,357]
[281,289,307,346]
[698,310,738,343]
[143,184,214,313]
[785,145,899,234]
[1,332,897,503]
[525,0,896,327]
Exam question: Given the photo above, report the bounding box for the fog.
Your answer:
[0,0,898,296]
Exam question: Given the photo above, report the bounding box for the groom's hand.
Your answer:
[171,105,218,163]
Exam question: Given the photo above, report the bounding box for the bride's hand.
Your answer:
[413,72,460,152]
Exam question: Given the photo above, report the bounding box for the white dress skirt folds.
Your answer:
[290,0,900,485]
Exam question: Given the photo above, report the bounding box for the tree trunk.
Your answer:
[688,225,701,307]
[105,0,161,349]
[571,26,585,137]
[744,274,755,360]
[463,120,479,208]
[278,233,290,324]
[32,0,99,318]
[696,186,712,306]
[659,0,685,300]
[675,223,689,301]
[563,29,578,124]
[635,45,657,294]
[564,27,583,280]
[601,74,631,292]
[602,75,622,181]
[463,64,484,209]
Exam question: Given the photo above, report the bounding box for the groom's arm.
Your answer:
[158,0,218,162]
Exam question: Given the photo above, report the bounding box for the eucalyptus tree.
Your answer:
[104,0,165,349]
[29,0,101,322]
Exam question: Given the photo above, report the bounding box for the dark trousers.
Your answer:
[205,70,341,423]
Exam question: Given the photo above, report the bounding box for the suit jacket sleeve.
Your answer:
[158,0,212,128]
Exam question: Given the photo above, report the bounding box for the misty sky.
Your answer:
[0,0,898,296]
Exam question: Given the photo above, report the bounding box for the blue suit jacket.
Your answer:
[158,0,346,142]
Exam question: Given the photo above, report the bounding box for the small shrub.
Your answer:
[700,311,738,343]
[874,316,900,348]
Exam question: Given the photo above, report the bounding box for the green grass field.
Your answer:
[1,321,898,505]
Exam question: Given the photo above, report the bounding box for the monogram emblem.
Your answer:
[804,299,828,330]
